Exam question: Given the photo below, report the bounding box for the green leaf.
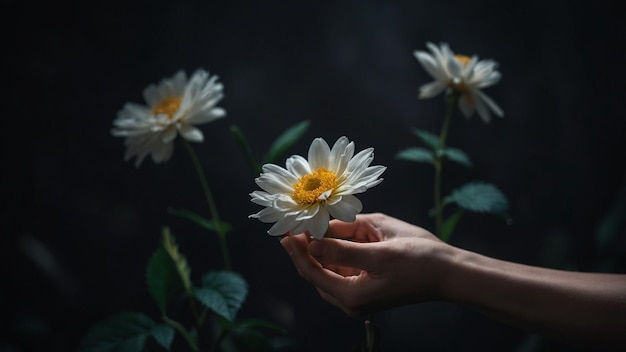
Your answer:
[395,147,434,164]
[441,209,465,243]
[442,147,472,168]
[167,207,233,234]
[411,128,440,150]
[222,319,286,352]
[150,324,175,351]
[445,182,509,216]
[79,312,174,352]
[262,120,311,164]
[194,271,248,322]
[146,228,192,314]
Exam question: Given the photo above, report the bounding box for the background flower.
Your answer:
[111,69,226,167]
[414,42,504,123]
[250,136,386,239]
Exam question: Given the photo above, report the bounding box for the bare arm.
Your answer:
[280,213,626,349]
[446,248,626,349]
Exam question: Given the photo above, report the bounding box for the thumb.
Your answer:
[308,238,376,271]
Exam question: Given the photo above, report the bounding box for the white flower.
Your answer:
[249,136,386,239]
[111,69,226,167]
[413,42,504,123]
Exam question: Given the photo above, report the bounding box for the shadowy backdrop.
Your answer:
[3,0,625,351]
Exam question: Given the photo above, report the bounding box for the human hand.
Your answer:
[280,213,456,316]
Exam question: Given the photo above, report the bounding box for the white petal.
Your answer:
[326,195,362,222]
[476,90,504,118]
[151,141,174,164]
[295,203,320,221]
[462,56,479,81]
[343,148,374,178]
[286,155,312,178]
[329,137,351,173]
[268,215,298,236]
[261,164,299,184]
[447,55,463,81]
[308,137,331,170]
[414,51,448,81]
[472,91,492,123]
[458,93,474,118]
[255,173,294,194]
[254,207,286,223]
[249,191,275,207]
[144,70,187,106]
[273,195,299,211]
[161,127,178,143]
[186,107,227,124]
[179,124,204,142]
[339,165,386,194]
[307,209,330,239]
[419,81,447,99]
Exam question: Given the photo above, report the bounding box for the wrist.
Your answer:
[438,245,485,303]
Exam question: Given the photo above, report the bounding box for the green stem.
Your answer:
[211,325,230,352]
[162,315,199,352]
[230,124,261,174]
[187,297,204,349]
[434,92,459,238]
[365,318,376,352]
[181,138,232,271]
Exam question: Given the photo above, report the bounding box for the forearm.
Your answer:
[442,248,626,348]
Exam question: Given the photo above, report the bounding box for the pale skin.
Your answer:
[280,213,626,350]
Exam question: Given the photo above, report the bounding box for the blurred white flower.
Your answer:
[249,136,386,239]
[413,42,504,123]
[111,69,226,167]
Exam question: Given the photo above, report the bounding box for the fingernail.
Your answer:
[308,240,324,257]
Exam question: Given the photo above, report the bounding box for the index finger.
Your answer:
[328,214,383,243]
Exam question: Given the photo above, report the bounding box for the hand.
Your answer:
[280,213,455,316]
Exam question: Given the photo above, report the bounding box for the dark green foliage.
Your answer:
[395,147,434,164]
[263,120,311,164]
[79,312,174,352]
[146,228,192,314]
[167,207,232,234]
[445,182,509,217]
[194,271,248,322]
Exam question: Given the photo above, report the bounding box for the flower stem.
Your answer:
[162,315,199,352]
[433,92,459,238]
[230,124,261,174]
[181,138,232,271]
[364,318,377,352]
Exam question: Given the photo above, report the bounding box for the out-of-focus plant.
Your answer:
[397,42,510,241]
[80,69,309,351]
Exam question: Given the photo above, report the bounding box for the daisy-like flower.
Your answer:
[111,69,226,167]
[413,42,504,123]
[249,136,386,239]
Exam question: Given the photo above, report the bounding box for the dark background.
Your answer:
[3,0,626,351]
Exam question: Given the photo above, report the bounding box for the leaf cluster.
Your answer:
[80,229,285,352]
[396,128,510,241]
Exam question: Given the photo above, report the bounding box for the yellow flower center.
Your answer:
[450,55,472,94]
[152,97,182,119]
[454,54,472,68]
[292,168,338,204]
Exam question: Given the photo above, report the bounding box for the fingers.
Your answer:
[308,238,378,272]
[329,213,384,243]
[280,235,355,297]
